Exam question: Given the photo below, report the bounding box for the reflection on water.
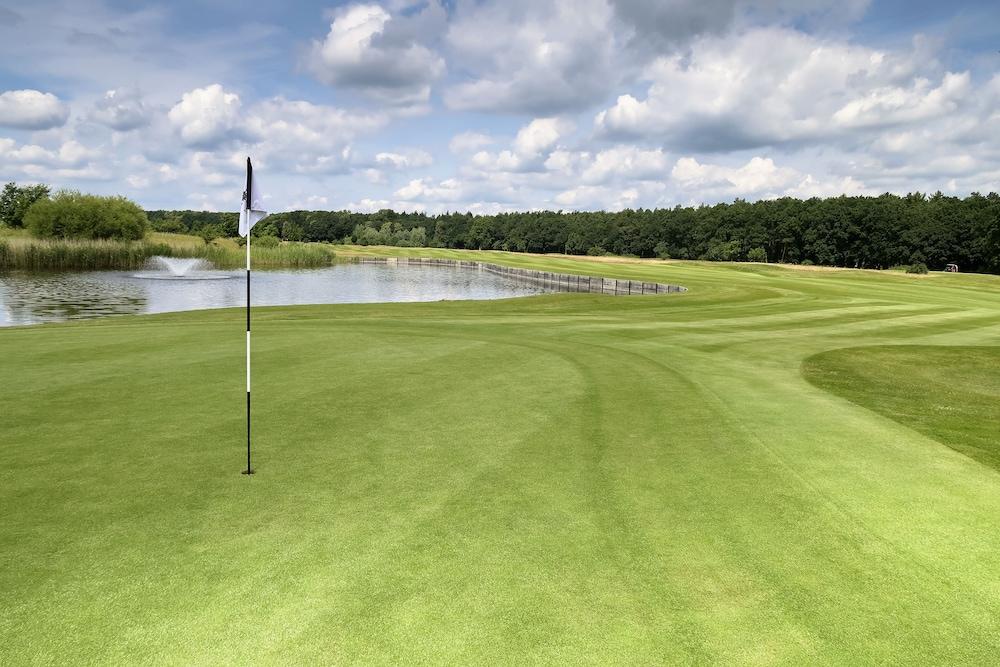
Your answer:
[0,264,549,327]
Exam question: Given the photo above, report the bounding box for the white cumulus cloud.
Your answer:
[305,3,445,106]
[374,149,433,169]
[0,89,70,130]
[595,28,972,152]
[470,117,574,173]
[395,177,464,202]
[0,136,107,181]
[444,0,620,114]
[91,87,150,131]
[554,184,642,211]
[449,131,494,154]
[168,84,243,148]
[580,146,670,184]
[246,98,386,158]
[672,156,800,196]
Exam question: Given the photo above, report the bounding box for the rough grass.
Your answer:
[149,231,205,249]
[2,250,1000,664]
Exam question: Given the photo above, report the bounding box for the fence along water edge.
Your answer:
[350,256,687,295]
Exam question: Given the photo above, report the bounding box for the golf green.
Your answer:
[3,249,1000,664]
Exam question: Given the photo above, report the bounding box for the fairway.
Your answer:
[804,345,1000,472]
[3,251,1000,664]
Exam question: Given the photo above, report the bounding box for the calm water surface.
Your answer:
[0,263,550,327]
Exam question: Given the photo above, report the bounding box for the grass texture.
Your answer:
[0,236,175,271]
[803,345,1000,471]
[2,249,1000,664]
[191,241,333,269]
[0,231,333,271]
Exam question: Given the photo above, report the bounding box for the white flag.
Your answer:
[238,162,268,237]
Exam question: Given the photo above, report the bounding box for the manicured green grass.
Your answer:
[803,345,1000,471]
[2,251,1000,664]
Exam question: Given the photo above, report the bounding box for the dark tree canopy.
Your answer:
[144,191,1000,273]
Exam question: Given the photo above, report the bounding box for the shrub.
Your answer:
[653,242,671,259]
[906,262,929,274]
[801,259,814,266]
[586,246,608,256]
[747,247,767,262]
[25,190,148,240]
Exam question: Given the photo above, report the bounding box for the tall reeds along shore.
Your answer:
[0,236,334,271]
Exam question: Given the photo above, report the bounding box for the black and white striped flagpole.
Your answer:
[242,157,254,475]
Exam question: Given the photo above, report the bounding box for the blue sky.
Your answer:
[0,0,997,213]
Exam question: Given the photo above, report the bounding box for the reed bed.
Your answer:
[191,243,334,269]
[0,236,334,271]
[0,237,174,271]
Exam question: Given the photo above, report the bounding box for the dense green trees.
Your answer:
[143,190,998,273]
[351,220,428,246]
[25,191,149,240]
[7,179,996,272]
[0,182,50,228]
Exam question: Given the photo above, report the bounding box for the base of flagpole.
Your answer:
[242,468,255,475]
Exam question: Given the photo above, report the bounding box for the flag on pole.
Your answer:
[240,158,267,475]
[239,162,268,237]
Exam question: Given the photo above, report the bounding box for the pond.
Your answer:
[0,262,552,327]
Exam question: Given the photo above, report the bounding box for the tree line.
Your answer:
[147,192,1000,273]
[6,182,998,273]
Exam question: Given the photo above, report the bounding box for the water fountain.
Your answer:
[134,256,232,280]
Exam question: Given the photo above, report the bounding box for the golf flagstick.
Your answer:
[245,199,251,475]
[239,157,267,475]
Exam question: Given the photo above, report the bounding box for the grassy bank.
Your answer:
[3,251,1000,663]
[0,231,334,270]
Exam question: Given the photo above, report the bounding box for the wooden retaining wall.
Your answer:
[348,256,687,295]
